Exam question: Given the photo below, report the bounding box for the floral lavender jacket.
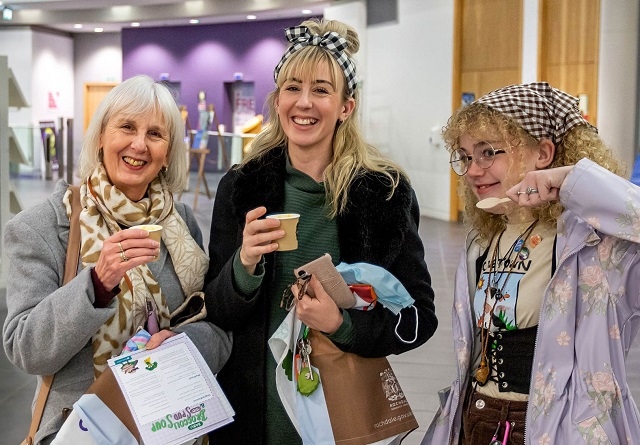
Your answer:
[422,158,640,445]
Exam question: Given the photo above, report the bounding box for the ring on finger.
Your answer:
[517,191,527,195]
[117,242,125,253]
[526,187,539,195]
[120,250,129,262]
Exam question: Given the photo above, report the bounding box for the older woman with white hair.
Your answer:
[3,75,231,444]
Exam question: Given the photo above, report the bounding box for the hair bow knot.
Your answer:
[273,25,357,95]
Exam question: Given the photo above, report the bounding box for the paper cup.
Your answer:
[266,213,300,251]
[134,224,162,261]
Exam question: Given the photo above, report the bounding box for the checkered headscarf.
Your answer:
[477,82,596,145]
[273,25,357,96]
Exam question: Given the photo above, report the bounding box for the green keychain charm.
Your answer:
[297,367,320,396]
[296,326,321,396]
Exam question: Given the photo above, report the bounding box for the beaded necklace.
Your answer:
[475,219,539,386]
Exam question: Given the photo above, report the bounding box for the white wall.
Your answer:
[521,0,539,83]
[327,0,454,220]
[597,0,639,168]
[32,30,74,174]
[32,31,74,124]
[1,27,33,127]
[72,32,122,180]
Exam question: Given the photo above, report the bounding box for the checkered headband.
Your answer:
[477,82,596,145]
[273,25,357,96]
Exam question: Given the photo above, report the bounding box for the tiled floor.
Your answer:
[1,171,640,444]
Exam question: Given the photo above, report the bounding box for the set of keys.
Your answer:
[296,330,320,396]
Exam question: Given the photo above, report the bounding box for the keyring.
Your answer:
[295,271,312,300]
[280,271,312,310]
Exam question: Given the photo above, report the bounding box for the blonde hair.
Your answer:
[77,75,187,193]
[444,102,625,241]
[242,18,405,217]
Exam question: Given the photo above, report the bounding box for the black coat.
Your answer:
[204,148,437,444]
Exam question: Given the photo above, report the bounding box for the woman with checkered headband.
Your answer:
[203,17,437,444]
[423,82,640,445]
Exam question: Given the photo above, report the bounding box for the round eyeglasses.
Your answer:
[449,142,507,176]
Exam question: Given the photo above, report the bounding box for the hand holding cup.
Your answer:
[132,224,162,261]
[265,213,300,251]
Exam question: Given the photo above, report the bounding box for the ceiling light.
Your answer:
[2,7,12,21]
[301,9,312,14]
[246,15,257,20]
[189,19,199,24]
[73,24,83,29]
[94,27,104,33]
[131,22,140,27]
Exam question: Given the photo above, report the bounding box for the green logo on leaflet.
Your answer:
[151,403,207,432]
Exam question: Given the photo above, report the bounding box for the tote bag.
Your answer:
[308,329,418,445]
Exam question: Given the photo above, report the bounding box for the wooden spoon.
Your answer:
[476,196,512,212]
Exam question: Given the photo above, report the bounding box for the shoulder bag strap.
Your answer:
[23,185,82,445]
[63,185,81,284]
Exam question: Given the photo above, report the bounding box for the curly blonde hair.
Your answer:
[242,18,405,217]
[444,102,625,242]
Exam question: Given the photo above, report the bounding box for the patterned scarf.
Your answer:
[65,164,209,376]
[477,82,596,145]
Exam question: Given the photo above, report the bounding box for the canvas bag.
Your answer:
[307,329,418,445]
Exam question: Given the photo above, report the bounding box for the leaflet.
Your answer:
[109,333,234,445]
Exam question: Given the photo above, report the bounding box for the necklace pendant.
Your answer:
[475,355,489,385]
[514,238,524,252]
[530,233,542,247]
[488,286,502,300]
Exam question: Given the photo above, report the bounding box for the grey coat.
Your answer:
[2,180,232,445]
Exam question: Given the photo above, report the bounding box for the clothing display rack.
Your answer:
[179,102,227,211]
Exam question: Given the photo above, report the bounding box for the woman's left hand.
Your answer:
[507,165,574,206]
[293,275,343,334]
[145,329,176,349]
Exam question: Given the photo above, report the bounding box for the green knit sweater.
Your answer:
[231,161,354,444]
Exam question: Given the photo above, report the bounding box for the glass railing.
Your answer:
[8,125,42,177]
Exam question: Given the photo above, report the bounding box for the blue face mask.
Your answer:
[336,262,418,344]
[335,262,414,315]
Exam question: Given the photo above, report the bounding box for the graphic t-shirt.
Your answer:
[471,220,555,400]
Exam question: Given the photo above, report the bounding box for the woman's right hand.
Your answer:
[239,206,284,275]
[94,229,160,291]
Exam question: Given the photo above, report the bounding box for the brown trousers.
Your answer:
[459,387,528,445]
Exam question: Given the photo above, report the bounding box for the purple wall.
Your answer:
[122,17,309,131]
